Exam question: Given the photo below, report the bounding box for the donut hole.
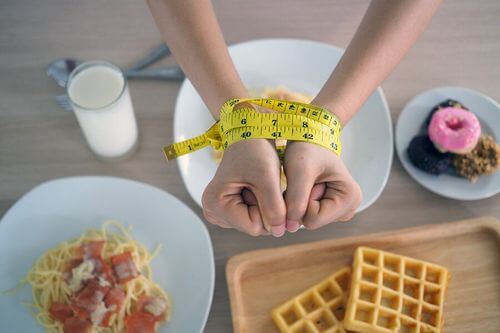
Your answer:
[445,117,464,131]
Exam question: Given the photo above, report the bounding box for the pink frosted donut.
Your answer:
[428,107,481,154]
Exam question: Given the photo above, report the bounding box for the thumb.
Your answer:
[284,167,315,232]
[253,181,287,237]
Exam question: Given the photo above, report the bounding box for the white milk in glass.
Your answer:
[67,61,138,159]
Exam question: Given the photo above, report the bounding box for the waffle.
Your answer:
[272,267,352,333]
[344,247,450,333]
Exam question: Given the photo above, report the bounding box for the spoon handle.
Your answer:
[125,66,185,81]
[126,44,171,72]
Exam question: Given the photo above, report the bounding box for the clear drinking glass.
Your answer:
[66,60,138,160]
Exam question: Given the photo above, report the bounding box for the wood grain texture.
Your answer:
[0,1,499,332]
[227,217,500,332]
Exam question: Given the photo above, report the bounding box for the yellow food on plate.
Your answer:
[344,247,450,333]
[25,220,170,333]
[261,86,312,104]
[272,267,351,333]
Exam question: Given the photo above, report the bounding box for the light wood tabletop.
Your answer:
[0,0,499,332]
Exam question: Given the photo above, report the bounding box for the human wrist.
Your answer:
[223,138,276,160]
[310,96,354,127]
[209,83,249,119]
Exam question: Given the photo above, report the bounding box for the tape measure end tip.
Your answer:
[163,146,178,161]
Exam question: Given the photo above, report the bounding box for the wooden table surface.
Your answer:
[1,1,499,332]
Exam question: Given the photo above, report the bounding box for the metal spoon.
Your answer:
[55,94,73,112]
[47,44,179,88]
[126,43,172,73]
[125,67,185,81]
[47,58,80,88]
[48,44,185,111]
[53,64,186,111]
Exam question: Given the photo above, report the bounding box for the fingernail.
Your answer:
[271,225,286,237]
[286,220,300,233]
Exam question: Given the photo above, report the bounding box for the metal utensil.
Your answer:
[55,94,73,112]
[47,43,173,88]
[54,64,185,111]
[49,43,185,111]
[47,58,80,88]
[125,43,171,73]
[125,66,185,81]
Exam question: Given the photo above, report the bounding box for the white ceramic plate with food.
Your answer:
[0,176,214,333]
[174,38,393,212]
[395,86,500,200]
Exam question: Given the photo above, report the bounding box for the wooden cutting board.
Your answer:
[226,217,500,333]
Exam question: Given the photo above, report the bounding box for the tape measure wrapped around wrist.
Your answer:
[163,98,342,160]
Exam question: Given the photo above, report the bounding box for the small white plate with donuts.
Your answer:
[396,86,500,200]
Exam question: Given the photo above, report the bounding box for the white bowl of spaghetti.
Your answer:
[0,176,215,333]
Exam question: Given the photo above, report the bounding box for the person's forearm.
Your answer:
[146,0,247,118]
[313,0,442,125]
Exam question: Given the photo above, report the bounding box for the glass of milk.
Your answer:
[66,61,138,160]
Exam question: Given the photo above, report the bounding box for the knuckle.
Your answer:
[344,180,362,210]
[247,225,262,237]
[339,212,355,222]
[286,202,307,220]
[353,183,363,206]
[201,193,224,225]
[202,182,223,210]
[201,197,216,216]
[201,197,211,213]
[201,183,215,208]
[202,208,217,225]
[304,222,320,231]
[257,194,286,223]
[302,218,320,230]
[265,211,285,226]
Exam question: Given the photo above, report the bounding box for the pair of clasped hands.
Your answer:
[202,103,362,237]
[147,0,442,236]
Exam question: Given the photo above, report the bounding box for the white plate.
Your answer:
[395,86,500,200]
[174,38,393,212]
[0,176,214,333]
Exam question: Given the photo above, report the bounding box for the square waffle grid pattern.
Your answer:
[272,267,352,333]
[344,247,450,333]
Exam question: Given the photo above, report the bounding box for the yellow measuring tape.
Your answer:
[163,98,342,160]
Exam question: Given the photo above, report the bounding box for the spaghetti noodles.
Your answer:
[26,220,170,333]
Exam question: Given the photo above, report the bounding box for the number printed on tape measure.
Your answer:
[223,126,341,155]
[163,98,343,160]
[163,134,210,160]
[220,110,332,135]
[221,98,341,131]
[240,131,252,138]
